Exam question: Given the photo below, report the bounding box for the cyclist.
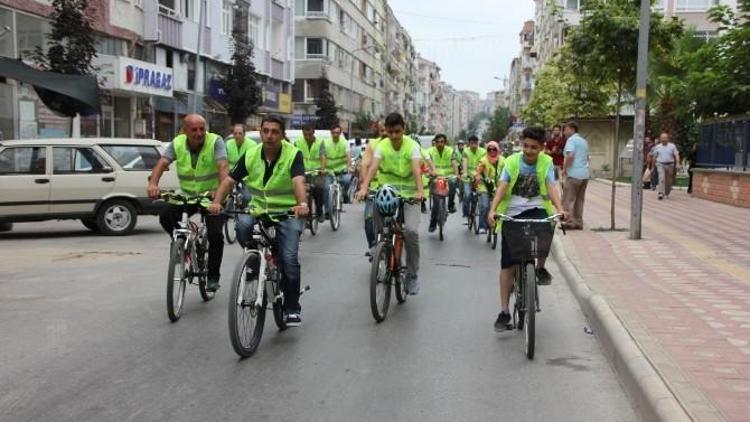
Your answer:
[427,134,458,232]
[487,126,567,331]
[324,124,352,205]
[419,147,434,214]
[360,121,388,257]
[147,114,228,292]
[295,123,327,223]
[226,123,256,207]
[462,136,486,218]
[474,141,504,234]
[356,112,424,295]
[208,115,309,327]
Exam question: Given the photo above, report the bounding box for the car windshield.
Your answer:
[101,145,161,170]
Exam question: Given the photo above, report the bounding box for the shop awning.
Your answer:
[0,57,101,117]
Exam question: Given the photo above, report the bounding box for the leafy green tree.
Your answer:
[485,106,512,141]
[220,29,262,124]
[351,112,373,138]
[315,73,339,130]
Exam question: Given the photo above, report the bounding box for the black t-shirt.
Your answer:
[231,147,305,186]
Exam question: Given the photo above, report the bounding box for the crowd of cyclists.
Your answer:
[147,112,568,331]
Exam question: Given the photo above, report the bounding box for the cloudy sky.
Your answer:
[388,0,535,98]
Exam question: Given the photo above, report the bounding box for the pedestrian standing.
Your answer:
[687,143,697,194]
[642,136,655,189]
[561,121,590,230]
[545,124,566,182]
[650,132,680,200]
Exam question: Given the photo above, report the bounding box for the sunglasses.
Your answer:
[487,148,498,152]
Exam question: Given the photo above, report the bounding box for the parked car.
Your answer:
[0,138,179,235]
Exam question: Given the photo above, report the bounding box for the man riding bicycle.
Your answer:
[427,134,458,232]
[324,124,352,205]
[356,113,424,295]
[475,141,504,235]
[208,115,309,327]
[360,121,388,256]
[147,114,228,293]
[487,127,567,331]
[462,136,486,218]
[295,123,327,222]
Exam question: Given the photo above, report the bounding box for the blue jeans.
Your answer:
[478,192,491,231]
[236,215,304,313]
[364,197,376,248]
[462,182,473,217]
[325,172,352,212]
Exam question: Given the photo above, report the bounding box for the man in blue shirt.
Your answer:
[561,121,590,230]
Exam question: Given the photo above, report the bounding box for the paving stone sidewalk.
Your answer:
[559,180,750,422]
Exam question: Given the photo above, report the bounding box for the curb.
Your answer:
[551,236,692,422]
[593,177,688,191]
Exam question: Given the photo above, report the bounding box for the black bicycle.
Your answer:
[304,170,320,235]
[158,191,216,322]
[429,175,457,241]
[496,212,563,359]
[226,210,310,357]
[466,180,480,234]
[223,183,244,244]
[483,178,498,249]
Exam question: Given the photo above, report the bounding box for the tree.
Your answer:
[566,0,683,230]
[351,112,373,138]
[220,29,262,124]
[32,0,98,119]
[485,106,512,141]
[315,73,339,130]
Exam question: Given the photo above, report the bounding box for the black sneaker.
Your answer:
[494,312,512,332]
[448,205,456,214]
[284,312,302,327]
[537,268,552,286]
[206,278,220,292]
[428,223,437,233]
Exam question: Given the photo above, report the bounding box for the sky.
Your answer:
[388,0,535,98]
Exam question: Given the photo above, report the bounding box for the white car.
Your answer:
[0,138,179,235]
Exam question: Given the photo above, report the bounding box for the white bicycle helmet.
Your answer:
[375,185,400,217]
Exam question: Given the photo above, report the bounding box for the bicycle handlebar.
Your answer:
[494,213,563,223]
[156,190,212,206]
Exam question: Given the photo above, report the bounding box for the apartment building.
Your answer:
[507,20,535,117]
[0,0,294,142]
[416,55,446,134]
[384,3,417,125]
[292,0,386,131]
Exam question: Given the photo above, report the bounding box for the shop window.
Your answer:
[101,145,161,170]
[16,13,48,59]
[0,8,14,58]
[52,147,110,174]
[113,97,131,137]
[0,147,46,175]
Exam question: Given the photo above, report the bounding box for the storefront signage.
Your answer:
[279,93,291,114]
[92,55,174,97]
[291,115,318,128]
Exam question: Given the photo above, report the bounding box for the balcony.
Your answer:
[272,2,285,22]
[158,12,183,50]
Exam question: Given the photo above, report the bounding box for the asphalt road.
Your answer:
[0,205,637,422]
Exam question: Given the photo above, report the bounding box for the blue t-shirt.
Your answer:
[564,133,590,180]
[500,158,556,217]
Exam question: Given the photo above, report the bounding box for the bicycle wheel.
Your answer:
[224,197,237,244]
[437,197,445,241]
[228,252,266,358]
[491,231,498,250]
[330,185,341,231]
[515,268,525,331]
[369,242,392,322]
[348,176,359,203]
[196,243,215,302]
[393,239,408,304]
[272,293,287,331]
[524,262,536,359]
[166,238,187,322]
[472,200,479,235]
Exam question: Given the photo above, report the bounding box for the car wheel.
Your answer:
[81,218,100,232]
[97,199,137,236]
[0,222,13,232]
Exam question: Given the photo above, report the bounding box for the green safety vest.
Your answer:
[243,142,299,216]
[464,147,487,176]
[367,137,385,191]
[377,136,419,199]
[173,133,221,195]
[295,136,324,171]
[477,155,504,193]
[428,146,454,177]
[226,136,254,169]
[325,138,348,173]
[495,152,554,231]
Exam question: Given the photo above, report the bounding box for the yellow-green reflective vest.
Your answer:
[295,136,324,171]
[464,147,487,176]
[494,152,554,231]
[377,136,419,199]
[428,146,454,176]
[477,155,505,193]
[325,138,348,173]
[243,142,299,216]
[174,133,221,195]
[367,137,385,191]
[226,137,254,169]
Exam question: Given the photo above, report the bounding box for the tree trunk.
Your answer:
[611,79,622,231]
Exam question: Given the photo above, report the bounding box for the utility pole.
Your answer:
[193,0,206,113]
[630,0,650,240]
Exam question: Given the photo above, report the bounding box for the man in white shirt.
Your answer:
[650,132,680,200]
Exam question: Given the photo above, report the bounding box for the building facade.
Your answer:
[0,0,294,142]
[384,4,416,128]
[507,20,535,117]
[292,0,386,132]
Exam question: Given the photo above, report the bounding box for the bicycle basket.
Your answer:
[502,220,554,260]
[434,178,449,197]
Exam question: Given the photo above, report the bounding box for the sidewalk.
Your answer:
[559,180,750,422]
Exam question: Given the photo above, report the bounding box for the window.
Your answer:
[294,37,305,59]
[182,0,192,19]
[96,36,124,56]
[565,0,585,10]
[222,1,233,35]
[53,147,110,174]
[694,30,718,42]
[16,13,49,59]
[187,57,196,90]
[248,15,260,45]
[305,79,321,101]
[307,0,325,14]
[653,0,665,10]
[101,145,161,170]
[294,0,305,16]
[0,147,46,175]
[676,0,717,11]
[292,79,305,102]
[0,8,14,58]
[306,37,324,58]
